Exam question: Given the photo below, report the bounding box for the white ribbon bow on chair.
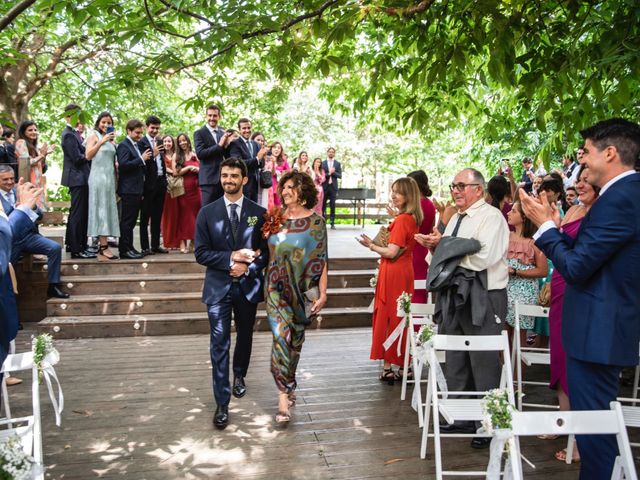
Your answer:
[486,429,514,480]
[40,350,64,427]
[383,313,410,356]
[411,341,448,411]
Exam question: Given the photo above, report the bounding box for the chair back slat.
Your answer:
[515,303,549,318]
[432,332,509,352]
[0,352,34,373]
[512,409,617,435]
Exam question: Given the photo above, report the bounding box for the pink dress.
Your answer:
[271,158,290,207]
[549,217,582,394]
[313,170,325,216]
[412,197,436,303]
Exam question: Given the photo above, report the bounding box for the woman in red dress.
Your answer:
[407,170,436,304]
[160,135,180,249]
[357,177,422,383]
[174,133,201,253]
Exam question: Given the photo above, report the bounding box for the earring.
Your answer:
[301,199,307,206]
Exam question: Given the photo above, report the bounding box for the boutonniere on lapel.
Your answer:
[261,206,286,239]
[247,216,258,227]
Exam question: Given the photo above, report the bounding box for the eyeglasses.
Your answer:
[449,183,481,192]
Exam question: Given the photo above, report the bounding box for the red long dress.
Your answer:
[176,154,202,241]
[161,154,180,248]
[412,197,436,304]
[370,213,418,366]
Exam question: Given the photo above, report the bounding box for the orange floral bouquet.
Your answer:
[261,206,286,239]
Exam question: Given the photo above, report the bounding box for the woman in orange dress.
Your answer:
[160,135,180,249]
[357,177,422,383]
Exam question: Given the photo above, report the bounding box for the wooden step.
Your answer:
[59,269,377,295]
[38,307,373,338]
[45,288,374,316]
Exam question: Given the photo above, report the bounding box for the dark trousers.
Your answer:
[207,283,258,407]
[322,187,337,225]
[201,184,224,208]
[66,185,89,254]
[567,356,622,480]
[139,181,166,250]
[119,194,141,253]
[439,289,507,427]
[12,233,62,284]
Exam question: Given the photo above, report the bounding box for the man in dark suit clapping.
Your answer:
[194,104,235,206]
[522,118,640,480]
[194,157,268,429]
[322,146,342,229]
[138,115,168,256]
[116,119,152,259]
[229,118,266,203]
[61,104,94,259]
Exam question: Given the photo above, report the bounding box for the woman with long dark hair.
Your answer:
[160,135,180,249]
[15,120,55,209]
[174,133,201,253]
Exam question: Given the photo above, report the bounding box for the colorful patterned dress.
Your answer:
[505,233,540,329]
[265,213,327,393]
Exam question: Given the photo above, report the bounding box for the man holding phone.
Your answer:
[61,104,95,259]
[138,115,168,256]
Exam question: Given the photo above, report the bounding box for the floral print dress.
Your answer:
[505,233,540,329]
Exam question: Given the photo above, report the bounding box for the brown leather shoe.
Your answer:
[5,377,23,386]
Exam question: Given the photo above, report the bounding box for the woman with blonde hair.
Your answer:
[357,177,422,382]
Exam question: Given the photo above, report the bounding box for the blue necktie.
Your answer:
[230,203,239,241]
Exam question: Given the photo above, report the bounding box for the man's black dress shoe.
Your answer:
[439,421,476,434]
[152,247,169,254]
[233,377,246,398]
[120,250,143,259]
[213,404,229,429]
[86,245,99,254]
[141,249,155,257]
[470,437,492,449]
[47,284,70,299]
[70,251,96,259]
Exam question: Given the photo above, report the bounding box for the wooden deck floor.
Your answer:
[7,328,602,479]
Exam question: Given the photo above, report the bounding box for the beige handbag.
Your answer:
[167,174,185,198]
[373,226,405,262]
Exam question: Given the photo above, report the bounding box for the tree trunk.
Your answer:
[0,80,31,127]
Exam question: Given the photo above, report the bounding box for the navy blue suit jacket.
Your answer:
[116,138,146,196]
[194,125,228,187]
[322,159,342,193]
[229,138,261,201]
[535,172,640,366]
[194,196,268,305]
[60,125,90,187]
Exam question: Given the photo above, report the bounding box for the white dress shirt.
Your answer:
[437,199,510,290]
[146,134,163,176]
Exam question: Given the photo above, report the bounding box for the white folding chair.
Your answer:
[420,331,516,479]
[512,303,552,411]
[614,397,640,449]
[504,402,637,480]
[0,416,43,480]
[631,346,640,406]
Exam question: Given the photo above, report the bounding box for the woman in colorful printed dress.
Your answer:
[504,201,548,350]
[15,120,55,209]
[265,170,328,424]
[357,177,422,383]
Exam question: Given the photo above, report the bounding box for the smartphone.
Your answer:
[106,126,115,134]
[156,137,165,151]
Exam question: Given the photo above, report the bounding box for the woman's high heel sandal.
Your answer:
[379,368,395,385]
[97,245,118,261]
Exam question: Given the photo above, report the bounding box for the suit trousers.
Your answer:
[12,233,61,284]
[200,184,224,208]
[119,194,141,253]
[139,181,166,250]
[207,283,258,407]
[567,356,622,480]
[66,185,89,253]
[439,288,507,426]
[322,187,337,225]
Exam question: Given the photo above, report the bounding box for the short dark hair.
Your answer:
[522,157,533,164]
[206,104,221,113]
[580,118,640,167]
[145,115,161,126]
[126,119,144,131]
[94,112,113,131]
[237,117,251,128]
[278,170,318,209]
[566,186,577,194]
[487,175,510,208]
[407,170,433,197]
[221,156,247,178]
[251,131,264,141]
[64,103,81,115]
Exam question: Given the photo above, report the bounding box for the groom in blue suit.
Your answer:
[522,118,640,479]
[195,157,268,429]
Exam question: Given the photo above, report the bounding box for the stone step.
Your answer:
[26,255,378,277]
[38,307,373,338]
[46,288,374,316]
[59,269,377,295]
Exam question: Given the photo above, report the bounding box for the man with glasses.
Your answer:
[416,168,509,449]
